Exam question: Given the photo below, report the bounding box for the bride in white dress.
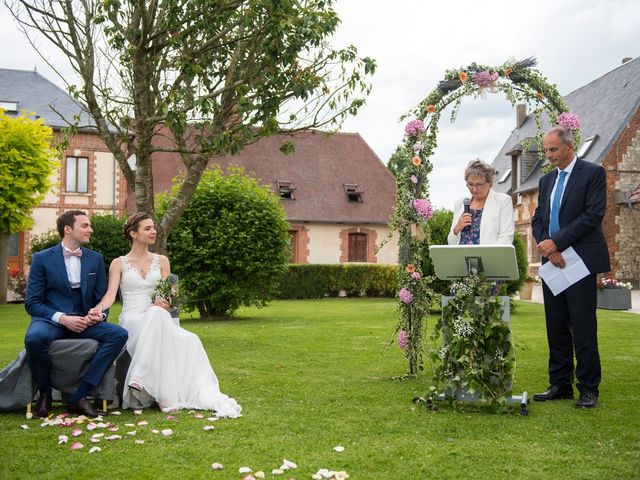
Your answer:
[89,213,241,417]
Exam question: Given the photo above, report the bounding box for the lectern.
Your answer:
[428,244,528,414]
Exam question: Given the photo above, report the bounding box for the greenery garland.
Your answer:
[382,57,581,379]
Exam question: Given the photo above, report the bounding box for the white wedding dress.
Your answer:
[118,254,241,417]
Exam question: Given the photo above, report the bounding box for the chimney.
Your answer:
[515,104,527,129]
[622,57,633,64]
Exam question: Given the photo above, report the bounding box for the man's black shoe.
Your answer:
[68,397,99,417]
[33,393,52,418]
[533,386,574,402]
[575,392,598,408]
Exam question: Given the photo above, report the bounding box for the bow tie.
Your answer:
[63,249,83,258]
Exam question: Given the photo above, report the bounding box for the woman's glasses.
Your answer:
[466,182,488,189]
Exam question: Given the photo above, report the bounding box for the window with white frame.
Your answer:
[65,156,89,193]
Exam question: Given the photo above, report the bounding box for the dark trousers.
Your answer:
[25,291,127,395]
[542,273,601,395]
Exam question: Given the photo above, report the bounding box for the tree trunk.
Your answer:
[0,231,10,305]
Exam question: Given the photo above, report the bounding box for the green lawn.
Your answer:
[1,299,639,479]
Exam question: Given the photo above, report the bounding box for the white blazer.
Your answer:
[448,188,515,245]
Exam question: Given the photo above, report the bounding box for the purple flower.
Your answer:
[557,112,581,130]
[473,70,499,88]
[413,198,434,220]
[399,287,413,304]
[404,119,425,137]
[411,271,422,280]
[410,174,418,184]
[397,330,409,350]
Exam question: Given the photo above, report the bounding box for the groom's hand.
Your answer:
[60,315,89,333]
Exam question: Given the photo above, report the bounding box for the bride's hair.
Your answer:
[123,212,154,243]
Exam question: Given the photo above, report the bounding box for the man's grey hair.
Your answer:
[464,158,496,184]
[547,126,575,148]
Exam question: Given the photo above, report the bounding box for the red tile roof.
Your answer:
[135,130,396,224]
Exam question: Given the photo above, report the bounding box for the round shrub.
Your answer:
[164,166,290,318]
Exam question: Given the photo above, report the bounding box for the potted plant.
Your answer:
[519,274,539,301]
[597,277,633,310]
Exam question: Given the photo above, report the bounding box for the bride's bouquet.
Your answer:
[151,273,179,305]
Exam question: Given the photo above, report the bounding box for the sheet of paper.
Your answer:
[538,246,590,296]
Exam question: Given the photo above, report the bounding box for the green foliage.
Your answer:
[27,229,60,261]
[429,273,515,408]
[386,145,408,178]
[0,110,56,233]
[87,214,129,272]
[503,233,528,296]
[277,264,397,299]
[162,166,290,317]
[420,208,454,296]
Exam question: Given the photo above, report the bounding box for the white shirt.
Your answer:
[549,156,577,223]
[52,243,82,323]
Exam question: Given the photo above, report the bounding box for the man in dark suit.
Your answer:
[24,210,128,418]
[531,127,610,408]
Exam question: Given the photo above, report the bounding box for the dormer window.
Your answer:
[577,135,598,158]
[0,100,19,113]
[344,183,364,202]
[277,180,295,200]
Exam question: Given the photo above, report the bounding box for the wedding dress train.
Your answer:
[118,255,241,417]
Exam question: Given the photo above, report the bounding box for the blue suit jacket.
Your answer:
[531,159,610,274]
[25,244,109,325]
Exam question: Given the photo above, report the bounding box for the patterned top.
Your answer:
[460,208,483,245]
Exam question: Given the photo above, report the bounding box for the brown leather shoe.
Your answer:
[68,397,99,417]
[33,393,52,418]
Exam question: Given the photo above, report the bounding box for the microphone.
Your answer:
[462,198,471,232]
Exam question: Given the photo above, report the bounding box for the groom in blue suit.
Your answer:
[25,210,128,418]
[531,127,610,409]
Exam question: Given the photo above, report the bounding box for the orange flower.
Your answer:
[426,104,436,114]
[536,91,545,100]
[406,264,416,273]
[459,71,468,83]
[411,156,422,166]
[503,67,513,77]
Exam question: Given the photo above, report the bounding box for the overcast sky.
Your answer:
[1,0,639,208]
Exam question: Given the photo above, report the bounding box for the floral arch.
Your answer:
[385,58,582,380]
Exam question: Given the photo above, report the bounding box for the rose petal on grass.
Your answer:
[203,425,215,431]
[108,426,119,432]
[135,440,145,445]
[90,439,101,444]
[88,446,102,454]
[271,469,284,475]
[211,463,223,470]
[127,431,137,436]
[106,435,122,441]
[312,475,322,480]
[207,417,218,422]
[72,428,83,437]
[91,433,104,438]
[70,442,84,450]
[333,445,345,452]
[254,471,265,479]
[166,415,175,420]
[282,459,297,469]
[238,467,252,473]
[110,411,122,415]
[242,476,255,480]
[137,420,148,426]
[133,410,143,415]
[161,429,173,436]
[58,435,68,444]
[20,424,29,430]
[124,423,136,427]
[194,414,204,419]
[86,423,97,431]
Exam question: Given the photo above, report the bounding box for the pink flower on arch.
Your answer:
[473,70,499,88]
[557,112,581,130]
[399,288,413,304]
[404,119,425,137]
[397,330,409,350]
[411,271,422,281]
[413,198,434,220]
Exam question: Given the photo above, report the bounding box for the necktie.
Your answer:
[549,171,567,236]
[63,249,83,258]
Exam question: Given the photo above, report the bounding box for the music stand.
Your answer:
[426,244,528,413]
[429,244,519,281]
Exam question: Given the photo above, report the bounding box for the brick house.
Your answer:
[147,129,399,264]
[492,57,640,285]
[0,68,128,272]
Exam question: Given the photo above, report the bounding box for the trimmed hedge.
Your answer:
[278,264,398,299]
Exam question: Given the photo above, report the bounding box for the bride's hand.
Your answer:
[153,297,171,311]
